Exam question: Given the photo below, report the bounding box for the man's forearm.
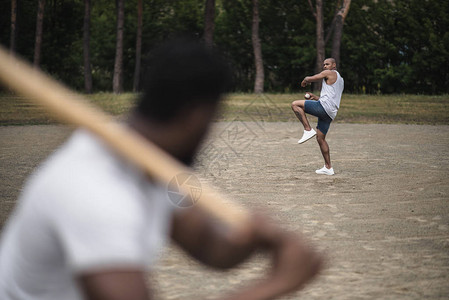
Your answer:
[304,74,323,83]
[301,74,323,87]
[171,208,259,269]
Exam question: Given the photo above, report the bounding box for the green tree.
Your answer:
[1,0,448,94]
[257,0,315,92]
[252,0,264,93]
[33,0,46,67]
[215,0,253,91]
[83,0,93,93]
[342,0,449,94]
[204,0,215,47]
[113,0,125,94]
[133,0,143,92]
[10,0,18,53]
[40,0,84,88]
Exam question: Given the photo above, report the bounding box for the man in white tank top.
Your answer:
[291,58,344,175]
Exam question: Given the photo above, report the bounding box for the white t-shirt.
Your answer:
[319,70,344,120]
[0,130,174,300]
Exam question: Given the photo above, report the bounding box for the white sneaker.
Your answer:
[315,166,335,175]
[297,129,317,144]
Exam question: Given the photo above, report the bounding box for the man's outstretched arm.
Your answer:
[301,70,335,87]
[171,206,323,300]
[76,207,322,300]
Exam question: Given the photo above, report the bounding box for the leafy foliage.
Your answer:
[0,0,448,93]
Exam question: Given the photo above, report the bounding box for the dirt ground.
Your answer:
[1,122,448,299]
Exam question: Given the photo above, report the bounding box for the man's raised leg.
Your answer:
[291,100,316,144]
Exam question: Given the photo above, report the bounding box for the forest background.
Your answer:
[0,0,448,95]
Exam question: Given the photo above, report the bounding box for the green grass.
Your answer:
[0,93,136,125]
[218,93,449,125]
[1,92,448,125]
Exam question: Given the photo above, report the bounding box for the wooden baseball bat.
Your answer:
[0,46,249,229]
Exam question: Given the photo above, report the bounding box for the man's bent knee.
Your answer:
[291,102,298,111]
[316,131,326,142]
[291,100,305,110]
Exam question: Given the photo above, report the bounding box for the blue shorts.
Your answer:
[304,100,333,135]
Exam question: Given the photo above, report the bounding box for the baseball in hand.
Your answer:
[305,93,311,99]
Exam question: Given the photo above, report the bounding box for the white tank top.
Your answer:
[319,70,344,120]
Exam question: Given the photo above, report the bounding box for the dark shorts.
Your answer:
[304,100,333,135]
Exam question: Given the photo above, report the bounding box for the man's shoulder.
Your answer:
[26,131,144,206]
[319,69,336,79]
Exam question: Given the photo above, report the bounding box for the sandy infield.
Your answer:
[1,122,448,299]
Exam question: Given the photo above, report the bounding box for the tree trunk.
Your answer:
[133,0,143,92]
[331,0,351,68]
[10,0,17,54]
[34,0,45,67]
[204,0,215,48]
[83,0,93,94]
[314,0,325,91]
[113,0,125,94]
[252,0,264,94]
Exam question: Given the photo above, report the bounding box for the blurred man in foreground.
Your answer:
[0,39,322,300]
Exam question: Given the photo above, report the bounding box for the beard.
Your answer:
[175,142,201,166]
